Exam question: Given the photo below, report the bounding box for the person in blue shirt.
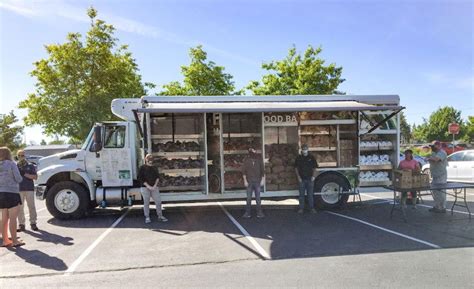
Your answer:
[16,150,39,231]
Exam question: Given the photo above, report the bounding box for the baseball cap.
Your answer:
[430,140,441,147]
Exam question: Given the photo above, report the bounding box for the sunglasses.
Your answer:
[18,155,25,157]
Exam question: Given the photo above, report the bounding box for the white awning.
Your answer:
[137,101,402,113]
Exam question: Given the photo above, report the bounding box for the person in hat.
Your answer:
[16,150,39,232]
[241,147,265,218]
[294,144,318,214]
[426,140,448,213]
[398,149,421,209]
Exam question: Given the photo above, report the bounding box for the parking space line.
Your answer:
[218,202,271,260]
[360,193,472,216]
[64,208,130,275]
[326,211,441,249]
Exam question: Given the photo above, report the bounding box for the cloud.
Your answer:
[0,0,258,66]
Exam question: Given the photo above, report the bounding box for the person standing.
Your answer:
[398,149,421,209]
[137,154,167,223]
[0,147,25,247]
[242,147,265,218]
[295,144,318,214]
[426,140,448,213]
[16,150,39,232]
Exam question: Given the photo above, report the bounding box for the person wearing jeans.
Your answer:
[138,154,167,223]
[426,141,448,213]
[295,144,318,214]
[16,150,39,232]
[242,147,265,218]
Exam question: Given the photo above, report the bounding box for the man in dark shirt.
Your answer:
[241,147,265,218]
[137,154,167,223]
[17,150,39,231]
[294,144,318,214]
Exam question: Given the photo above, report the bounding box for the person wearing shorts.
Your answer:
[0,147,25,247]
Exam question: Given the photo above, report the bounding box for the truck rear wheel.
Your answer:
[314,174,350,209]
[46,181,89,220]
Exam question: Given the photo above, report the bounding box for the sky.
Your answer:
[0,0,473,145]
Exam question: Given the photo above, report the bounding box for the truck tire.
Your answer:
[314,173,350,209]
[46,181,89,220]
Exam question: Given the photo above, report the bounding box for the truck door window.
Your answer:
[104,126,126,148]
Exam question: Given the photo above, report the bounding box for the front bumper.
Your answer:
[35,185,47,200]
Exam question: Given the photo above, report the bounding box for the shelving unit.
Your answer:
[358,110,399,187]
[149,113,207,193]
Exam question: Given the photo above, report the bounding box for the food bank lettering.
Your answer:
[264,114,297,124]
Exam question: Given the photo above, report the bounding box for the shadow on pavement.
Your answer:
[43,198,474,261]
[7,246,68,271]
[23,229,74,246]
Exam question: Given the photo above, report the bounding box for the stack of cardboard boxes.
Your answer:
[393,170,430,189]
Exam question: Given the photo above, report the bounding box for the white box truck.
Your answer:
[35,95,403,219]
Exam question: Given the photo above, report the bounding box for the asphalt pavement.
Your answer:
[1,188,473,288]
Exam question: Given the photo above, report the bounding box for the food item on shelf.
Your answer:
[153,141,201,152]
[359,154,391,165]
[300,135,336,147]
[224,138,260,151]
[265,143,299,190]
[155,157,203,169]
[312,152,337,164]
[224,155,246,169]
[359,171,390,182]
[224,171,244,188]
[158,173,202,188]
[299,111,356,121]
[300,126,330,134]
[360,141,392,148]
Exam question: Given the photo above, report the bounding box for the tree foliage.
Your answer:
[247,45,344,95]
[465,116,474,142]
[0,111,24,151]
[399,112,411,144]
[412,107,466,142]
[160,45,235,96]
[19,7,151,142]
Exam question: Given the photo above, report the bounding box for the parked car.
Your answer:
[439,142,465,155]
[421,150,474,183]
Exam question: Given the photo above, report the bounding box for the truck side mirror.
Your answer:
[91,125,103,153]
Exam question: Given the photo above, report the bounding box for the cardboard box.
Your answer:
[393,170,413,189]
[420,174,430,187]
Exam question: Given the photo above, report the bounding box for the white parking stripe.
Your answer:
[360,193,472,216]
[326,211,441,249]
[64,208,130,275]
[218,202,271,260]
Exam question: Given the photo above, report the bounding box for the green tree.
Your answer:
[19,7,151,143]
[160,45,235,96]
[247,45,344,95]
[0,111,24,151]
[40,139,47,145]
[412,107,466,142]
[399,112,411,144]
[463,116,474,142]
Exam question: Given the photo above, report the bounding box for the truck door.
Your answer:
[100,124,133,187]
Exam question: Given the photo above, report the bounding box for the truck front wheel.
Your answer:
[314,174,350,209]
[46,181,89,220]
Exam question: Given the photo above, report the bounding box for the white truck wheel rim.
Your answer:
[321,182,340,204]
[55,189,80,213]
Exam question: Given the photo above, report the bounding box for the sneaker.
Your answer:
[158,216,168,222]
[257,211,265,218]
[145,217,151,224]
[242,212,251,218]
[297,208,304,214]
[412,205,417,210]
[436,208,447,214]
[30,224,39,231]
[428,207,437,212]
[310,209,317,214]
[17,224,25,232]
